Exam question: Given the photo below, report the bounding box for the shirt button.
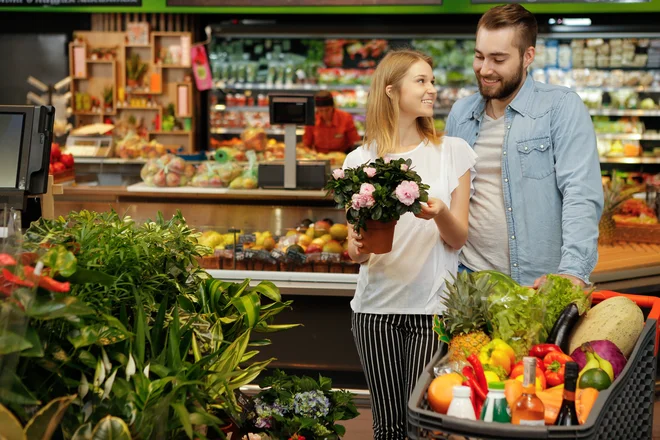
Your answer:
[513,263,518,267]
[507,125,511,129]
[540,144,544,148]
[511,235,516,240]
[508,207,512,211]
[524,147,528,151]
[504,178,509,183]
[503,151,507,156]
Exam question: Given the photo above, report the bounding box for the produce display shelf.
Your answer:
[74,157,148,165]
[125,182,331,199]
[599,156,660,164]
[208,269,358,297]
[408,291,660,440]
[213,105,452,117]
[596,133,660,141]
[589,109,660,117]
[210,127,305,136]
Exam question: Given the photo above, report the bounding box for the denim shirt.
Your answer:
[446,75,604,285]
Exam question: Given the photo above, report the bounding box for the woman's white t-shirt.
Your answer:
[342,136,478,315]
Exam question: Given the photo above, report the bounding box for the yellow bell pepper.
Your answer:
[484,371,501,384]
[479,338,516,375]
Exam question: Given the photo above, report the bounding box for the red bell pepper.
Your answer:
[543,351,573,367]
[23,266,70,293]
[466,352,488,392]
[543,351,573,387]
[529,343,562,359]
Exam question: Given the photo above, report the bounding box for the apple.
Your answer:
[305,243,323,254]
[314,220,332,236]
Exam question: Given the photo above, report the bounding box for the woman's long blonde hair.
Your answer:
[364,49,440,157]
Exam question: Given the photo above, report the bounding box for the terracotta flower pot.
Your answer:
[360,219,397,254]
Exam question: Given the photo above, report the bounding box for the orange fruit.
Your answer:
[427,373,463,414]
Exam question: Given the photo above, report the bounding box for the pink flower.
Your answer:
[395,181,420,206]
[384,157,392,164]
[351,193,375,210]
[401,164,409,171]
[332,168,344,179]
[364,167,377,178]
[359,183,375,196]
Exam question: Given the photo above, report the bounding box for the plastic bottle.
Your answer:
[480,382,511,423]
[447,385,477,420]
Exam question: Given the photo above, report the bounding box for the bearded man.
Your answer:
[446,4,604,288]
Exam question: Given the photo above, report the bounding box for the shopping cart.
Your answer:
[408,290,660,440]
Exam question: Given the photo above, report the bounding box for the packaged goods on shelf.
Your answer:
[140,153,195,187]
[115,133,180,159]
[191,161,244,188]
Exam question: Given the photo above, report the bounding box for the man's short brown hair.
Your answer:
[477,4,538,57]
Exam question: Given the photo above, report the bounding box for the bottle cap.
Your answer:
[488,381,505,390]
[452,385,472,397]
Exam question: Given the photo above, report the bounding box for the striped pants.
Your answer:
[352,312,442,440]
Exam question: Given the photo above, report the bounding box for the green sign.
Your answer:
[0,0,140,5]
[166,0,440,5]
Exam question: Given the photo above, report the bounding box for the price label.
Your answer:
[286,249,307,264]
[239,234,257,244]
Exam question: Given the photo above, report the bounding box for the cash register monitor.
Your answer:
[0,105,55,210]
[269,94,315,126]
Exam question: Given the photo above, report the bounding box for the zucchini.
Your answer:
[546,303,580,353]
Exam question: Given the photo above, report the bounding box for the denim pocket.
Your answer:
[517,136,554,179]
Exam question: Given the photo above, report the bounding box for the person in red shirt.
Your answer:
[303,91,361,154]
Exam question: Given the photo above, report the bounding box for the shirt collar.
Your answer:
[469,73,535,120]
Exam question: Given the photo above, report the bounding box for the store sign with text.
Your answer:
[0,0,140,5]
[167,0,440,5]
[472,0,648,3]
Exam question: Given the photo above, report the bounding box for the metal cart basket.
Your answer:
[408,291,660,440]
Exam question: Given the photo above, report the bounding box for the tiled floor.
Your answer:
[341,400,660,439]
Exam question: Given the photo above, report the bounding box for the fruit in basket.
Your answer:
[263,237,276,251]
[427,373,464,414]
[440,271,492,363]
[329,223,349,241]
[599,175,645,245]
[60,154,74,169]
[578,368,611,391]
[297,235,312,247]
[322,240,343,254]
[306,244,323,254]
[320,234,333,244]
[568,296,644,357]
[314,220,332,237]
[570,340,626,380]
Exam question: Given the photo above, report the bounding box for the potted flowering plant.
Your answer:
[240,369,359,440]
[325,157,429,254]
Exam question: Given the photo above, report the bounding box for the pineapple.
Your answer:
[600,174,645,246]
[439,271,493,362]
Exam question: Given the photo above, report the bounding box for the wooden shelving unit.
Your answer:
[70,28,196,154]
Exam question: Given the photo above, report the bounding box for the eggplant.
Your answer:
[546,303,581,353]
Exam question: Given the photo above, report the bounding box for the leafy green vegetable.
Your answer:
[537,274,593,334]
[487,280,547,361]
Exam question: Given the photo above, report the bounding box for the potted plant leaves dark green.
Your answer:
[325,157,430,254]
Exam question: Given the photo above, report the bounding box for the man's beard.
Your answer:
[477,61,524,101]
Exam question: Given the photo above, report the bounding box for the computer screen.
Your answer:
[0,113,24,189]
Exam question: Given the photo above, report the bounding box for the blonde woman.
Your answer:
[342,49,477,439]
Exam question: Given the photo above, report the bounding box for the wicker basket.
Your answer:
[408,291,660,440]
[615,223,660,244]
